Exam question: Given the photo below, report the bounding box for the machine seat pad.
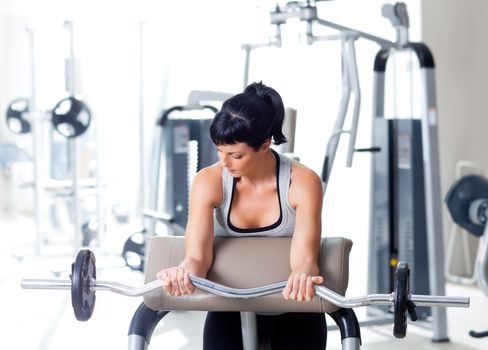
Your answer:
[143,236,352,313]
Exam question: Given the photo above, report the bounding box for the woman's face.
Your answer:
[216,142,262,177]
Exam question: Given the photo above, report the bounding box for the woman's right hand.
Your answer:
[156,266,196,296]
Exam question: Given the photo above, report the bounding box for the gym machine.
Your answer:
[119,22,229,271]
[5,23,101,254]
[122,90,228,271]
[444,161,485,285]
[367,4,449,339]
[21,236,470,350]
[242,0,450,341]
[445,174,488,338]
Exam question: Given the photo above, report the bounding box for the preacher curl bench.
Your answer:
[131,236,355,350]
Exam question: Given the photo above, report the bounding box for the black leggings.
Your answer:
[203,311,327,350]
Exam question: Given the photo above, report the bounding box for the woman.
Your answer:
[156,82,326,349]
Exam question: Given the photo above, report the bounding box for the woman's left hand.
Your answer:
[282,272,324,302]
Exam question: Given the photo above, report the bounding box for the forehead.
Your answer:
[217,142,253,153]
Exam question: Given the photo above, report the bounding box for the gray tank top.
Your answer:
[214,150,296,237]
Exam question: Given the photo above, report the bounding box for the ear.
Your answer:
[260,138,272,152]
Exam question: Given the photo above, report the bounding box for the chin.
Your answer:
[228,170,240,177]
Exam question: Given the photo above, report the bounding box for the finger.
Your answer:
[163,274,172,295]
[176,268,185,295]
[159,270,171,294]
[297,273,307,302]
[282,275,293,300]
[305,276,314,301]
[170,270,179,295]
[311,276,324,285]
[183,272,195,294]
[290,273,301,300]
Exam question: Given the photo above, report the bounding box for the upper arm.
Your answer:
[289,164,323,271]
[183,165,222,271]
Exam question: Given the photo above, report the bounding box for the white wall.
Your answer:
[421,0,488,277]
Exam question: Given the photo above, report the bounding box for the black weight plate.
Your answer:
[122,230,146,272]
[393,262,410,338]
[52,96,92,138]
[6,98,31,134]
[71,249,96,321]
[445,175,488,236]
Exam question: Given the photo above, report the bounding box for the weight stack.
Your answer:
[368,117,431,319]
[159,117,218,233]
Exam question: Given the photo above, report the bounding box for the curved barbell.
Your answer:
[21,249,470,339]
[21,276,469,307]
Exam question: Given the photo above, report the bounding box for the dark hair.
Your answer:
[210,82,287,150]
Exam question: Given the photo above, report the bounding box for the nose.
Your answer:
[220,154,230,168]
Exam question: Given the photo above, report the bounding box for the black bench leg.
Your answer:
[469,329,488,338]
[328,308,362,350]
[128,302,170,350]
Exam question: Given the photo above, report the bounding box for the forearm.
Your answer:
[289,234,321,277]
[290,257,320,276]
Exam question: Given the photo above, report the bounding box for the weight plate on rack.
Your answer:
[6,98,31,134]
[52,96,91,138]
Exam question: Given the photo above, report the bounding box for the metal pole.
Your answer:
[26,26,43,255]
[419,68,449,342]
[344,37,361,167]
[322,37,351,193]
[242,45,251,89]
[137,22,146,228]
[64,21,81,252]
[476,224,488,295]
[240,312,258,350]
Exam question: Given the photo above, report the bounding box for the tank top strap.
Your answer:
[214,150,296,237]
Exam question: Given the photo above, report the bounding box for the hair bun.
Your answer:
[244,81,270,98]
[242,81,287,145]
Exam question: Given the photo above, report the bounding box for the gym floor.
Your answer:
[1,212,487,350]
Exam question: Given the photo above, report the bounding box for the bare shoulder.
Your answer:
[191,162,223,207]
[289,160,323,207]
[290,160,322,187]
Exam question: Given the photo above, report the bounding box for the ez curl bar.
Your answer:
[21,250,469,339]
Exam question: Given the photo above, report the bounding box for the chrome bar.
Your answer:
[410,294,470,308]
[190,276,287,298]
[143,209,173,223]
[20,276,470,309]
[240,312,258,350]
[94,279,163,296]
[315,18,394,48]
[21,279,72,290]
[315,286,393,307]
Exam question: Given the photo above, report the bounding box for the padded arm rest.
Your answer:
[143,236,352,313]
